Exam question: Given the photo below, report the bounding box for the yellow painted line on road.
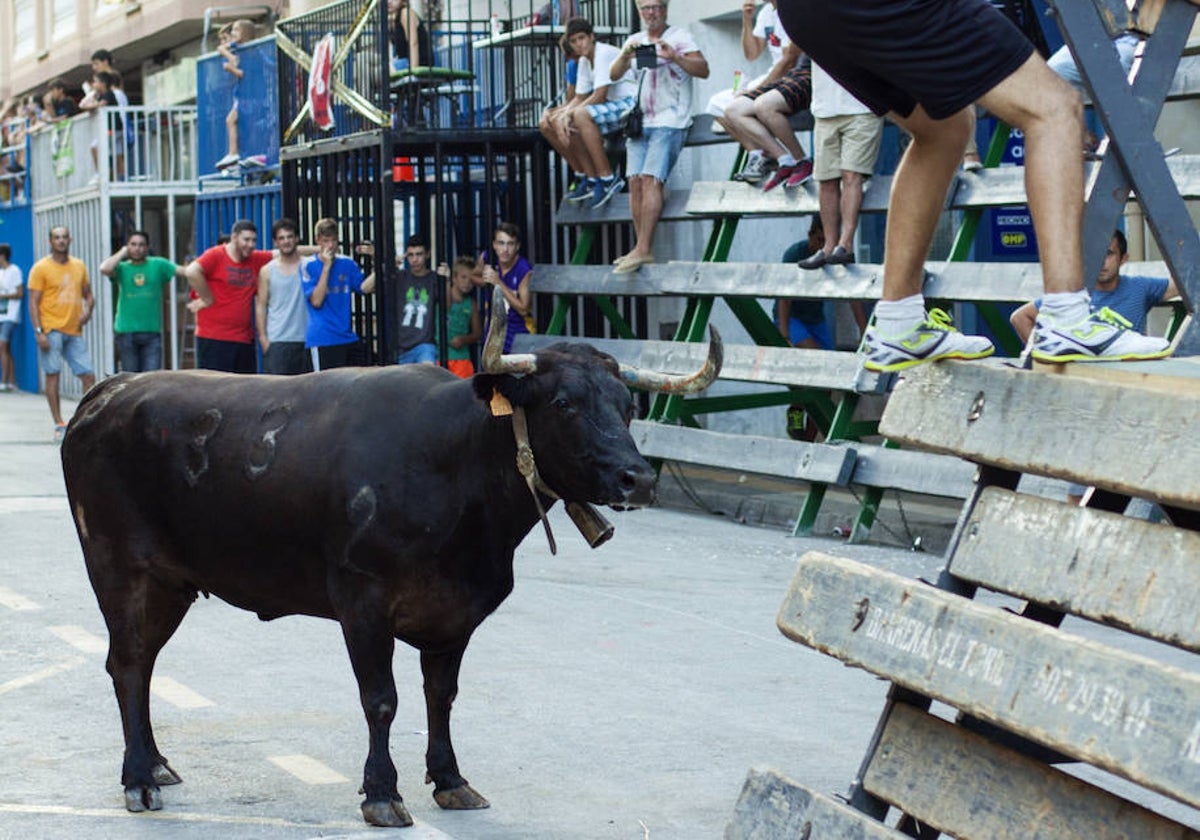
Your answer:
[0,497,67,515]
[268,753,350,785]
[0,585,41,611]
[0,656,83,696]
[48,624,108,654]
[150,675,215,709]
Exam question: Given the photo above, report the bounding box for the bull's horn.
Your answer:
[482,285,537,375]
[619,326,723,393]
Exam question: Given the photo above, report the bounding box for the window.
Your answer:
[14,0,35,57]
[51,0,75,39]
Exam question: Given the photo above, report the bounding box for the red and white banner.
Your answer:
[308,33,335,131]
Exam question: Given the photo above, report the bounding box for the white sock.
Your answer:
[747,149,764,162]
[1040,290,1090,324]
[778,153,798,167]
[875,294,927,337]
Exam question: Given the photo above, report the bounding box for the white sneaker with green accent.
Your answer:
[1032,307,1171,363]
[863,309,995,372]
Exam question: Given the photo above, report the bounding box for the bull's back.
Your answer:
[62,368,468,618]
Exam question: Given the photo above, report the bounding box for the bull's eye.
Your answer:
[553,397,571,412]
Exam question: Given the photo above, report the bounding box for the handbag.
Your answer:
[622,71,646,139]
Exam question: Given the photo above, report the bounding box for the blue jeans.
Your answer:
[116,331,163,372]
[398,343,437,365]
[625,127,686,182]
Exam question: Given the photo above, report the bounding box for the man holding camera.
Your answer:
[607,0,709,275]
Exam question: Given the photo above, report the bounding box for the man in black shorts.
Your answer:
[777,0,1171,370]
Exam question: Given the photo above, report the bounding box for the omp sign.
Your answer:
[1001,232,1028,248]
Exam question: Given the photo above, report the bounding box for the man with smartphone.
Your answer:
[606,0,709,275]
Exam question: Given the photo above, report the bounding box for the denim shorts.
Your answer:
[625,127,686,183]
[398,342,437,365]
[0,321,16,343]
[40,330,94,377]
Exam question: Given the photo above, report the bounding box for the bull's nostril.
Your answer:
[619,470,639,492]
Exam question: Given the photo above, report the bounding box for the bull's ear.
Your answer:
[472,373,537,408]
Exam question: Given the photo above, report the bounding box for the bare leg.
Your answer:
[627,176,663,259]
[0,340,12,387]
[977,53,1084,294]
[45,372,63,426]
[80,372,96,394]
[724,97,783,158]
[628,175,646,245]
[882,105,972,300]
[838,171,865,251]
[573,110,614,179]
[753,90,806,161]
[225,108,239,159]
[817,180,839,257]
[540,109,593,176]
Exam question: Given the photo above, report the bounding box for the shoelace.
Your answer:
[924,308,959,332]
[1092,306,1132,330]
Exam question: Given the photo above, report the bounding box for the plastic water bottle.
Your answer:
[551,0,561,25]
[491,12,502,37]
[732,69,743,95]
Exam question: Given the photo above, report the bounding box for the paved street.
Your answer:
[0,387,944,839]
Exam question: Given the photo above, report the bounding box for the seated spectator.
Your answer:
[724,43,813,191]
[1010,230,1177,344]
[779,220,833,443]
[541,34,578,172]
[607,0,709,274]
[540,17,637,209]
[389,0,433,72]
[706,0,785,130]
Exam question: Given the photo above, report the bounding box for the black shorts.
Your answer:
[196,337,257,374]
[777,0,1034,120]
[743,62,812,115]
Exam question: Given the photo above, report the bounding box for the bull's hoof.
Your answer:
[361,798,413,827]
[433,785,490,810]
[124,785,163,812]
[152,761,182,786]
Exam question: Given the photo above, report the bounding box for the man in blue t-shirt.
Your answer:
[303,217,376,370]
[1010,230,1178,344]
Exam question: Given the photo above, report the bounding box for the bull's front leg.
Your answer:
[421,645,490,810]
[340,618,412,828]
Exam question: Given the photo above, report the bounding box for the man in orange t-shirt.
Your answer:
[27,225,95,440]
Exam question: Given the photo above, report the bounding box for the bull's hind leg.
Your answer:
[93,562,195,812]
[422,645,489,810]
[340,617,413,827]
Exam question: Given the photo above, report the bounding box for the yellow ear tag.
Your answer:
[490,389,514,417]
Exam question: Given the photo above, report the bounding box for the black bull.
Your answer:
[60,330,720,827]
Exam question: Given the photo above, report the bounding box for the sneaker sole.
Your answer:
[1031,348,1172,364]
[864,347,995,373]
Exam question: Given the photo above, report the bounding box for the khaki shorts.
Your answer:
[813,113,884,181]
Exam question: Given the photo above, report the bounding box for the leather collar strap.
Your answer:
[511,405,559,555]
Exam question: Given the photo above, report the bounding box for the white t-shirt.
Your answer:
[810,62,873,119]
[753,4,789,68]
[630,25,701,129]
[0,264,23,323]
[577,42,639,102]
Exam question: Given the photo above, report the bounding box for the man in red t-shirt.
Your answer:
[185,219,275,373]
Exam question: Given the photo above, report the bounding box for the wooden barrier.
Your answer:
[728,359,1200,839]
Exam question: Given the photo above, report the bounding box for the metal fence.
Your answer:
[27,107,198,195]
[1,117,31,207]
[277,0,635,139]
